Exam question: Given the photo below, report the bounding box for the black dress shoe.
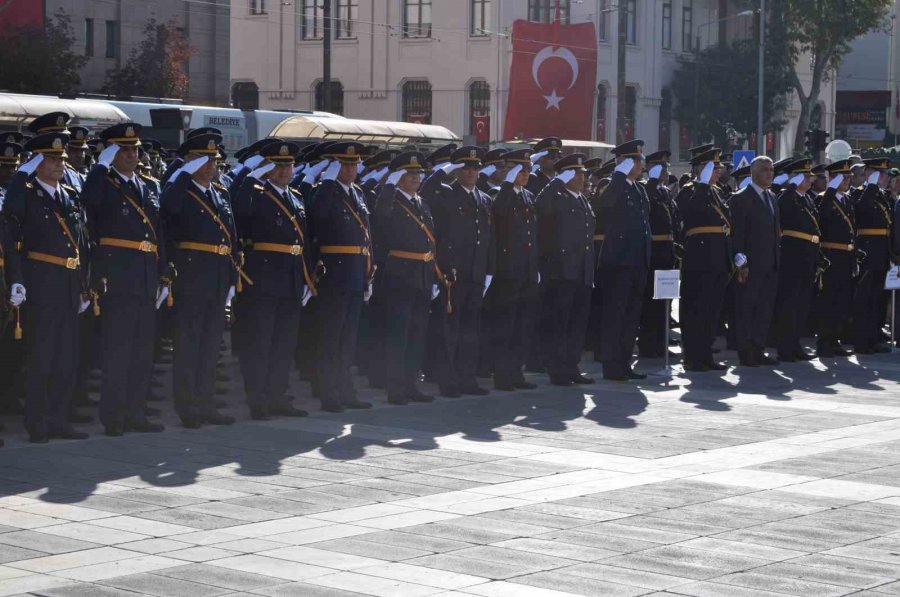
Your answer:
[626,371,647,380]
[756,355,779,366]
[321,402,345,413]
[873,343,892,354]
[125,420,165,433]
[408,391,434,403]
[343,400,372,409]
[105,425,124,437]
[572,374,596,384]
[602,373,628,381]
[739,359,759,367]
[816,347,835,358]
[856,346,875,355]
[683,362,709,372]
[48,427,89,440]
[250,407,271,421]
[438,387,462,398]
[514,380,538,390]
[794,350,816,361]
[202,411,235,425]
[777,353,797,363]
[387,396,409,405]
[29,431,49,444]
[524,365,546,373]
[549,376,574,386]
[215,386,228,395]
[144,406,161,417]
[368,380,386,390]
[67,411,93,424]
[146,393,166,403]
[216,373,231,382]
[215,399,228,409]
[834,346,854,357]
[181,416,203,429]
[271,404,308,417]
[494,383,516,391]
[459,384,489,396]
[704,361,729,371]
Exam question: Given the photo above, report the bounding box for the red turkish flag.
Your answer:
[503,19,597,141]
[472,114,490,144]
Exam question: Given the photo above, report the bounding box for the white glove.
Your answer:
[230,163,247,177]
[439,162,465,174]
[364,282,373,303]
[431,284,440,300]
[828,174,844,190]
[155,286,169,310]
[307,159,330,176]
[531,163,540,174]
[554,170,576,184]
[537,272,541,285]
[480,165,497,177]
[505,165,523,183]
[615,158,635,176]
[530,150,548,164]
[648,165,662,180]
[9,284,26,307]
[386,169,405,186]
[183,156,210,175]
[735,253,748,268]
[249,162,275,180]
[18,154,43,175]
[98,143,120,168]
[357,163,365,175]
[302,286,313,307]
[699,161,715,184]
[320,160,342,181]
[292,165,302,178]
[483,274,493,297]
[773,173,788,185]
[78,298,91,314]
[868,171,880,186]
[244,154,265,170]
[789,173,805,187]
[225,285,235,306]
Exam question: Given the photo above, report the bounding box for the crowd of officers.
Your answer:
[1,111,900,445]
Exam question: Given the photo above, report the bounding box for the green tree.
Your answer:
[104,18,195,98]
[670,36,793,149]
[0,9,87,94]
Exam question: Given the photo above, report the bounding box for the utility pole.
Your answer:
[756,0,765,155]
[323,0,333,112]
[616,0,627,143]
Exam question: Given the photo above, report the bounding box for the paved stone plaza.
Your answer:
[2,348,900,596]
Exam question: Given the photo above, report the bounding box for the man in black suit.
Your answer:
[595,140,652,381]
[730,156,779,366]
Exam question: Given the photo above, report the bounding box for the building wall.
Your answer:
[45,0,230,106]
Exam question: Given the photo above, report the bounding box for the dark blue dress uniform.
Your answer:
[596,141,652,380]
[81,123,166,434]
[525,137,562,197]
[427,146,495,396]
[851,159,892,353]
[160,133,239,427]
[680,149,733,371]
[371,152,437,403]
[585,160,615,361]
[488,149,540,390]
[0,142,23,418]
[233,141,313,419]
[536,153,596,385]
[308,141,372,412]
[772,160,822,361]
[637,152,680,358]
[3,133,90,442]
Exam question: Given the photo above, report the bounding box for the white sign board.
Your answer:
[885,266,900,290]
[653,269,680,300]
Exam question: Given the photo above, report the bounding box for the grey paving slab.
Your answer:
[151,564,287,591]
[29,583,143,597]
[0,531,100,555]
[508,570,650,597]
[101,572,233,596]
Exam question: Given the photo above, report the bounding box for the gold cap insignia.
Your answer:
[279,145,289,156]
[5,135,14,143]
[576,157,582,165]
[4,147,13,157]
[348,146,357,155]
[470,149,477,158]
[56,115,66,126]
[551,140,558,147]
[52,138,63,150]
[75,130,85,140]
[125,126,135,138]
[410,156,419,165]
[207,140,217,151]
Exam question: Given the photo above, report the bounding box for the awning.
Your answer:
[270,115,460,145]
[0,93,130,130]
[500,138,615,150]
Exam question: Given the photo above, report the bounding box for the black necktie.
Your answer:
[763,190,774,216]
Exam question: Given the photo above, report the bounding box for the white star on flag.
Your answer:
[543,89,564,110]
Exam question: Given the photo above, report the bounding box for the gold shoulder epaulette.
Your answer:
[253,184,264,191]
[61,183,76,192]
[24,181,33,189]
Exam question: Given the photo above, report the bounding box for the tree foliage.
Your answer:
[104,18,195,98]
[670,36,793,149]
[0,10,87,94]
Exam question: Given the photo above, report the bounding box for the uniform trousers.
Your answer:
[173,293,227,420]
[734,270,778,359]
[773,260,816,356]
[598,266,647,376]
[544,280,591,380]
[852,270,886,349]
[24,303,78,435]
[814,258,853,349]
[489,280,538,386]
[637,270,668,357]
[242,293,301,409]
[437,281,484,390]
[383,280,429,398]
[316,287,363,408]
[680,271,730,365]
[99,294,156,428]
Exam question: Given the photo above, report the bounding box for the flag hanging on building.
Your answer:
[502,18,597,141]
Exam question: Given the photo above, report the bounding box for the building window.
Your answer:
[623,85,637,141]
[105,20,118,58]
[403,0,432,38]
[596,84,608,142]
[682,0,693,51]
[598,0,609,41]
[470,0,491,35]
[662,3,672,50]
[315,80,344,115]
[625,0,637,45]
[250,0,267,14]
[337,0,358,39]
[84,18,94,57]
[302,0,325,39]
[659,88,671,152]
[402,80,432,124]
[469,80,490,143]
[528,0,570,24]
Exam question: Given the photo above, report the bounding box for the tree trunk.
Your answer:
[793,95,812,155]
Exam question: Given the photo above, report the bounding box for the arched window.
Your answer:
[619,84,637,142]
[659,88,671,152]
[402,80,432,124]
[315,80,344,115]
[469,80,490,144]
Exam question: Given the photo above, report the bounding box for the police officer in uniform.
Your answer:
[233,140,313,419]
[489,149,539,390]
[526,137,562,197]
[536,153,596,385]
[428,146,495,397]
[680,148,732,372]
[371,151,437,404]
[160,133,238,428]
[0,144,23,421]
[308,141,373,412]
[477,149,507,198]
[596,141,652,380]
[3,132,90,442]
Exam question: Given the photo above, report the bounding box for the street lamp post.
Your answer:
[756,0,766,155]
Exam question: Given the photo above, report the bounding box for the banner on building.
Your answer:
[0,0,44,34]
[502,19,597,141]
[471,114,490,144]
